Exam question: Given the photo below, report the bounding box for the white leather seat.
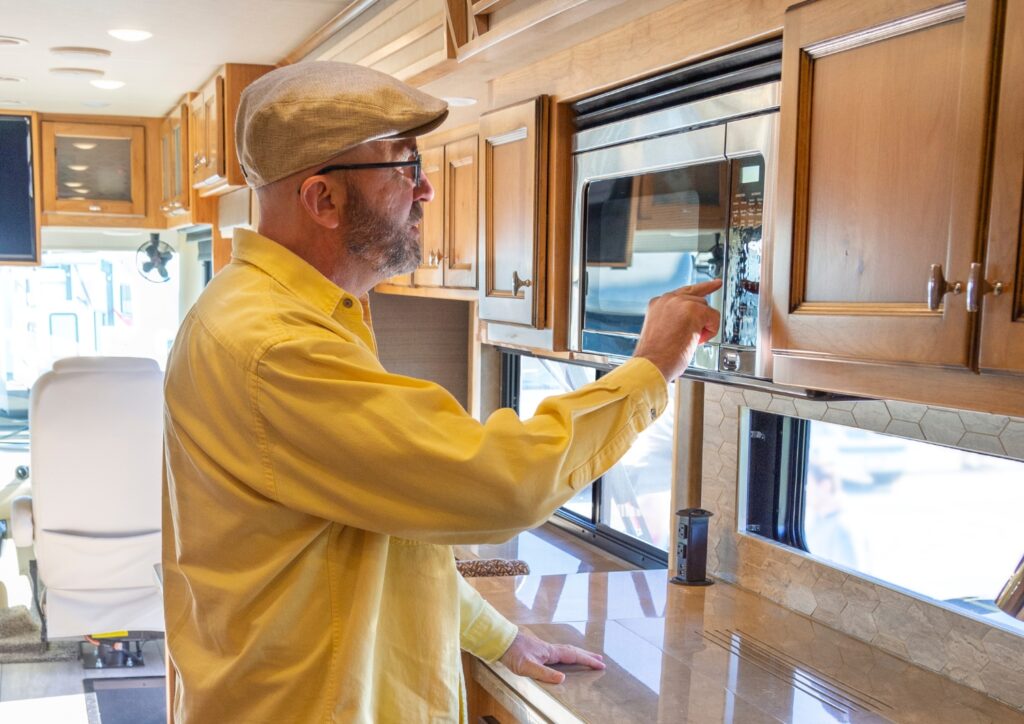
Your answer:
[11,356,165,639]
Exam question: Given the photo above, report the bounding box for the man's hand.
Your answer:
[498,629,605,684]
[633,278,723,382]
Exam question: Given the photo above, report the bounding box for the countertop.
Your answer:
[469,570,1024,723]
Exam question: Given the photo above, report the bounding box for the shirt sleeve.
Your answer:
[457,574,518,662]
[252,333,668,544]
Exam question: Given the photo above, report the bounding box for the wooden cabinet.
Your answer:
[463,654,549,724]
[770,0,1024,411]
[190,64,273,197]
[977,0,1024,375]
[40,120,147,218]
[412,135,480,289]
[159,95,193,220]
[478,96,549,327]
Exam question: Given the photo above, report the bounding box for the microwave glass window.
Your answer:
[582,161,727,356]
[722,156,766,347]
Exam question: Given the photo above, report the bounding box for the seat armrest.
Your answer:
[11,495,33,547]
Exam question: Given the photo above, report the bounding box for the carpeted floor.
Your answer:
[0,604,79,663]
[84,676,165,724]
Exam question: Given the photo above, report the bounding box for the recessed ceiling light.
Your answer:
[0,99,25,106]
[73,188,91,194]
[0,75,25,83]
[64,182,83,188]
[50,67,105,78]
[0,36,29,47]
[68,164,89,171]
[72,142,97,150]
[90,79,125,90]
[442,96,477,107]
[81,100,111,108]
[107,29,152,42]
[50,46,111,59]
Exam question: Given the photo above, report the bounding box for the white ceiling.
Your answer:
[0,0,350,117]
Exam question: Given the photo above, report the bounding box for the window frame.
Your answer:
[500,349,668,569]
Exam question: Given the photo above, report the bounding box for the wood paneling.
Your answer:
[479,97,548,327]
[978,0,1024,374]
[772,0,1000,371]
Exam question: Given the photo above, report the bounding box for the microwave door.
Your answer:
[570,124,727,359]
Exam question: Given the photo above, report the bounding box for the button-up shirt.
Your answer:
[162,227,668,723]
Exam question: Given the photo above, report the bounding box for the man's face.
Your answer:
[340,141,430,279]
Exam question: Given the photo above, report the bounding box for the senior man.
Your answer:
[162,62,720,723]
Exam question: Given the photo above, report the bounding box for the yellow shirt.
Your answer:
[162,228,668,723]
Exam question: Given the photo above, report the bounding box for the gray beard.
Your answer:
[345,183,423,279]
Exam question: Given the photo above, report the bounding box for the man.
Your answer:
[162,62,720,723]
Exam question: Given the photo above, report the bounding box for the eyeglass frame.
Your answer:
[313,152,421,186]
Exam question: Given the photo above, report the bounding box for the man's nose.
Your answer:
[414,172,435,203]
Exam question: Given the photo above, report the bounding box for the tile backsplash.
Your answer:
[700,384,1024,711]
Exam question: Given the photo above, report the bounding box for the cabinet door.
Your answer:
[159,116,173,208]
[412,145,445,287]
[189,93,208,186]
[206,76,225,181]
[478,97,548,327]
[443,135,479,289]
[977,0,1024,374]
[772,0,1000,373]
[41,121,146,217]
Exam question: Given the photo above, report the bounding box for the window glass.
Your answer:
[0,249,179,398]
[600,383,675,551]
[518,357,598,521]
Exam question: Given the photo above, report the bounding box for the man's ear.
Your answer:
[298,176,345,230]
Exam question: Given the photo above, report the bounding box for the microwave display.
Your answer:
[580,156,765,359]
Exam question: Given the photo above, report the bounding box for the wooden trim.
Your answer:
[473,0,518,15]
[457,0,592,61]
[356,15,444,69]
[444,0,469,55]
[373,282,479,301]
[278,0,380,66]
[546,99,574,349]
[773,353,1024,418]
[0,109,42,266]
[311,0,419,62]
[793,302,942,317]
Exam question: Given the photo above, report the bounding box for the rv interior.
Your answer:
[1,0,1023,722]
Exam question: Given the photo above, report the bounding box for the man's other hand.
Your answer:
[633,278,723,382]
[498,629,605,684]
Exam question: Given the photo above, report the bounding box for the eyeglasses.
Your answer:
[315,152,421,186]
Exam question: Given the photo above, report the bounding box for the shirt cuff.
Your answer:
[605,356,670,427]
[461,595,519,663]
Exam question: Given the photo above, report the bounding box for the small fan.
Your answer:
[137,234,175,283]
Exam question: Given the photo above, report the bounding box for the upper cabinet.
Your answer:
[191,64,274,197]
[478,96,549,327]
[977,0,1024,375]
[413,134,479,290]
[771,0,1024,406]
[41,120,147,218]
[159,95,193,220]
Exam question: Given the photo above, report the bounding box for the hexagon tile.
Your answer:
[698,382,1024,713]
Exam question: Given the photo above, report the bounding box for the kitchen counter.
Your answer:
[468,570,1024,723]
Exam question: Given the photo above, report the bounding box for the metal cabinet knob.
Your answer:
[927,264,962,311]
[512,270,532,296]
[966,262,1004,312]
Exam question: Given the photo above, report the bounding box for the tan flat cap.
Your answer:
[236,62,448,188]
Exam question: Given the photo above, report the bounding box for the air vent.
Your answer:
[50,46,112,59]
[49,67,105,78]
[702,629,893,717]
[0,36,29,47]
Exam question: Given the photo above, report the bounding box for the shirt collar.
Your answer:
[231,227,362,321]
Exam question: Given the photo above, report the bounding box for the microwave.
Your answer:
[569,82,779,380]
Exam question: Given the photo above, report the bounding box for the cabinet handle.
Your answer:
[965,262,1004,313]
[927,264,962,311]
[512,270,532,296]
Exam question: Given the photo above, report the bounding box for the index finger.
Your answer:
[671,278,723,298]
[546,644,607,671]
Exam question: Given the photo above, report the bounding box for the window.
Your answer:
[503,351,673,568]
[741,409,1024,634]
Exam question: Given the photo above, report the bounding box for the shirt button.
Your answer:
[650,407,657,421]
[342,298,354,309]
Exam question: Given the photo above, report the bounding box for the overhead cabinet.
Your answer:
[771,0,1023,408]
[159,95,193,220]
[478,96,549,328]
[190,63,274,197]
[41,120,146,218]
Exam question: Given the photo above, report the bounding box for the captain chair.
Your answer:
[10,356,165,642]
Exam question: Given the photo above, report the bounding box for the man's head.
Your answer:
[235,62,448,292]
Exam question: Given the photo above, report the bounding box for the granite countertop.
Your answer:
[469,570,1024,724]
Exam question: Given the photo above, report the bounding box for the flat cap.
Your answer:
[236,61,449,188]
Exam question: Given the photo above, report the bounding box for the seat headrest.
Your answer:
[51,356,161,374]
